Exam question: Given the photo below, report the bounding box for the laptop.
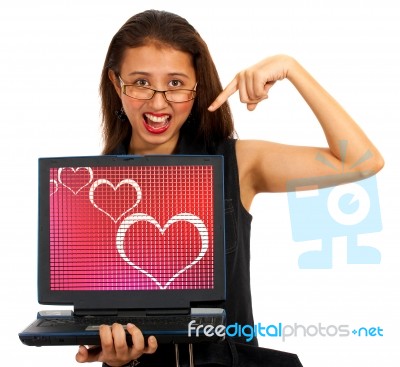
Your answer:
[19,154,226,346]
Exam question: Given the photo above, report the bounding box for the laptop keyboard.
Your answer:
[37,314,216,332]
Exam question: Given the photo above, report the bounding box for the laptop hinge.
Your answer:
[73,308,191,317]
[145,308,190,316]
[73,309,120,317]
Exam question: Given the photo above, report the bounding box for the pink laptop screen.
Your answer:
[49,165,214,291]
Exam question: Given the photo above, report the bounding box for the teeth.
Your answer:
[145,114,169,123]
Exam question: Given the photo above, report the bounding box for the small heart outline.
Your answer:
[58,167,94,195]
[89,178,142,223]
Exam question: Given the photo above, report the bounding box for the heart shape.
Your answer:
[89,179,142,223]
[49,179,59,196]
[58,167,94,195]
[116,213,209,289]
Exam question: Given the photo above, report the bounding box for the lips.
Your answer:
[143,113,171,134]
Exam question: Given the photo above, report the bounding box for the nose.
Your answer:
[148,90,169,109]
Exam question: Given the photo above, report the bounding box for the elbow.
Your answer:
[371,151,385,175]
[375,155,385,173]
[360,153,385,179]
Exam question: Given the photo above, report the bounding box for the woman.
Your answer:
[76,9,384,367]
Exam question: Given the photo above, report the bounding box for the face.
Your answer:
[111,44,196,155]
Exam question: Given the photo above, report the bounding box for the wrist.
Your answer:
[103,361,140,367]
[283,55,299,82]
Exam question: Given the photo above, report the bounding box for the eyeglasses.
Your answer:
[118,76,197,103]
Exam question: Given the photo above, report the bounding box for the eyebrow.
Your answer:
[127,71,191,79]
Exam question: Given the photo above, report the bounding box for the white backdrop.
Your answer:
[1,0,399,366]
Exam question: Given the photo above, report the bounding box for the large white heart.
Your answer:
[89,179,142,223]
[116,213,209,289]
[58,167,94,195]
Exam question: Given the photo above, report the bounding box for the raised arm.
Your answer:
[209,55,384,209]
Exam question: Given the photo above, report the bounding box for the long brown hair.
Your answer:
[100,9,235,154]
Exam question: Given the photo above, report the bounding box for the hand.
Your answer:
[208,54,292,112]
[75,323,158,366]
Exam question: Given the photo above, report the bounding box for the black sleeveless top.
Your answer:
[105,138,257,366]
[110,138,255,344]
[212,139,255,334]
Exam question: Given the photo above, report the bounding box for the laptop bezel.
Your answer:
[37,155,226,311]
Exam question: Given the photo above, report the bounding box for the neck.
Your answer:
[128,139,179,155]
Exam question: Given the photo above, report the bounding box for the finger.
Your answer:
[208,78,238,112]
[247,103,258,111]
[246,91,270,111]
[76,345,102,363]
[75,345,89,363]
[99,324,115,353]
[251,72,269,100]
[236,70,269,110]
[248,70,264,101]
[112,323,129,357]
[126,323,145,358]
[143,335,158,354]
[237,71,250,104]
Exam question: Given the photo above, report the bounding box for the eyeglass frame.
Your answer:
[118,75,197,103]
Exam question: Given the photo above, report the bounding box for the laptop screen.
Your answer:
[38,155,225,310]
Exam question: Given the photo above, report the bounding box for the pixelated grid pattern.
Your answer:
[49,165,214,290]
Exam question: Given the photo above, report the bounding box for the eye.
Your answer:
[168,80,183,88]
[134,79,150,87]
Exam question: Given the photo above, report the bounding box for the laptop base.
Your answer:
[19,308,226,346]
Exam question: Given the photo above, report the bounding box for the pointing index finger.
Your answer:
[208,78,238,112]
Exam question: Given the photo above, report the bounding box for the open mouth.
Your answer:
[143,113,171,134]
